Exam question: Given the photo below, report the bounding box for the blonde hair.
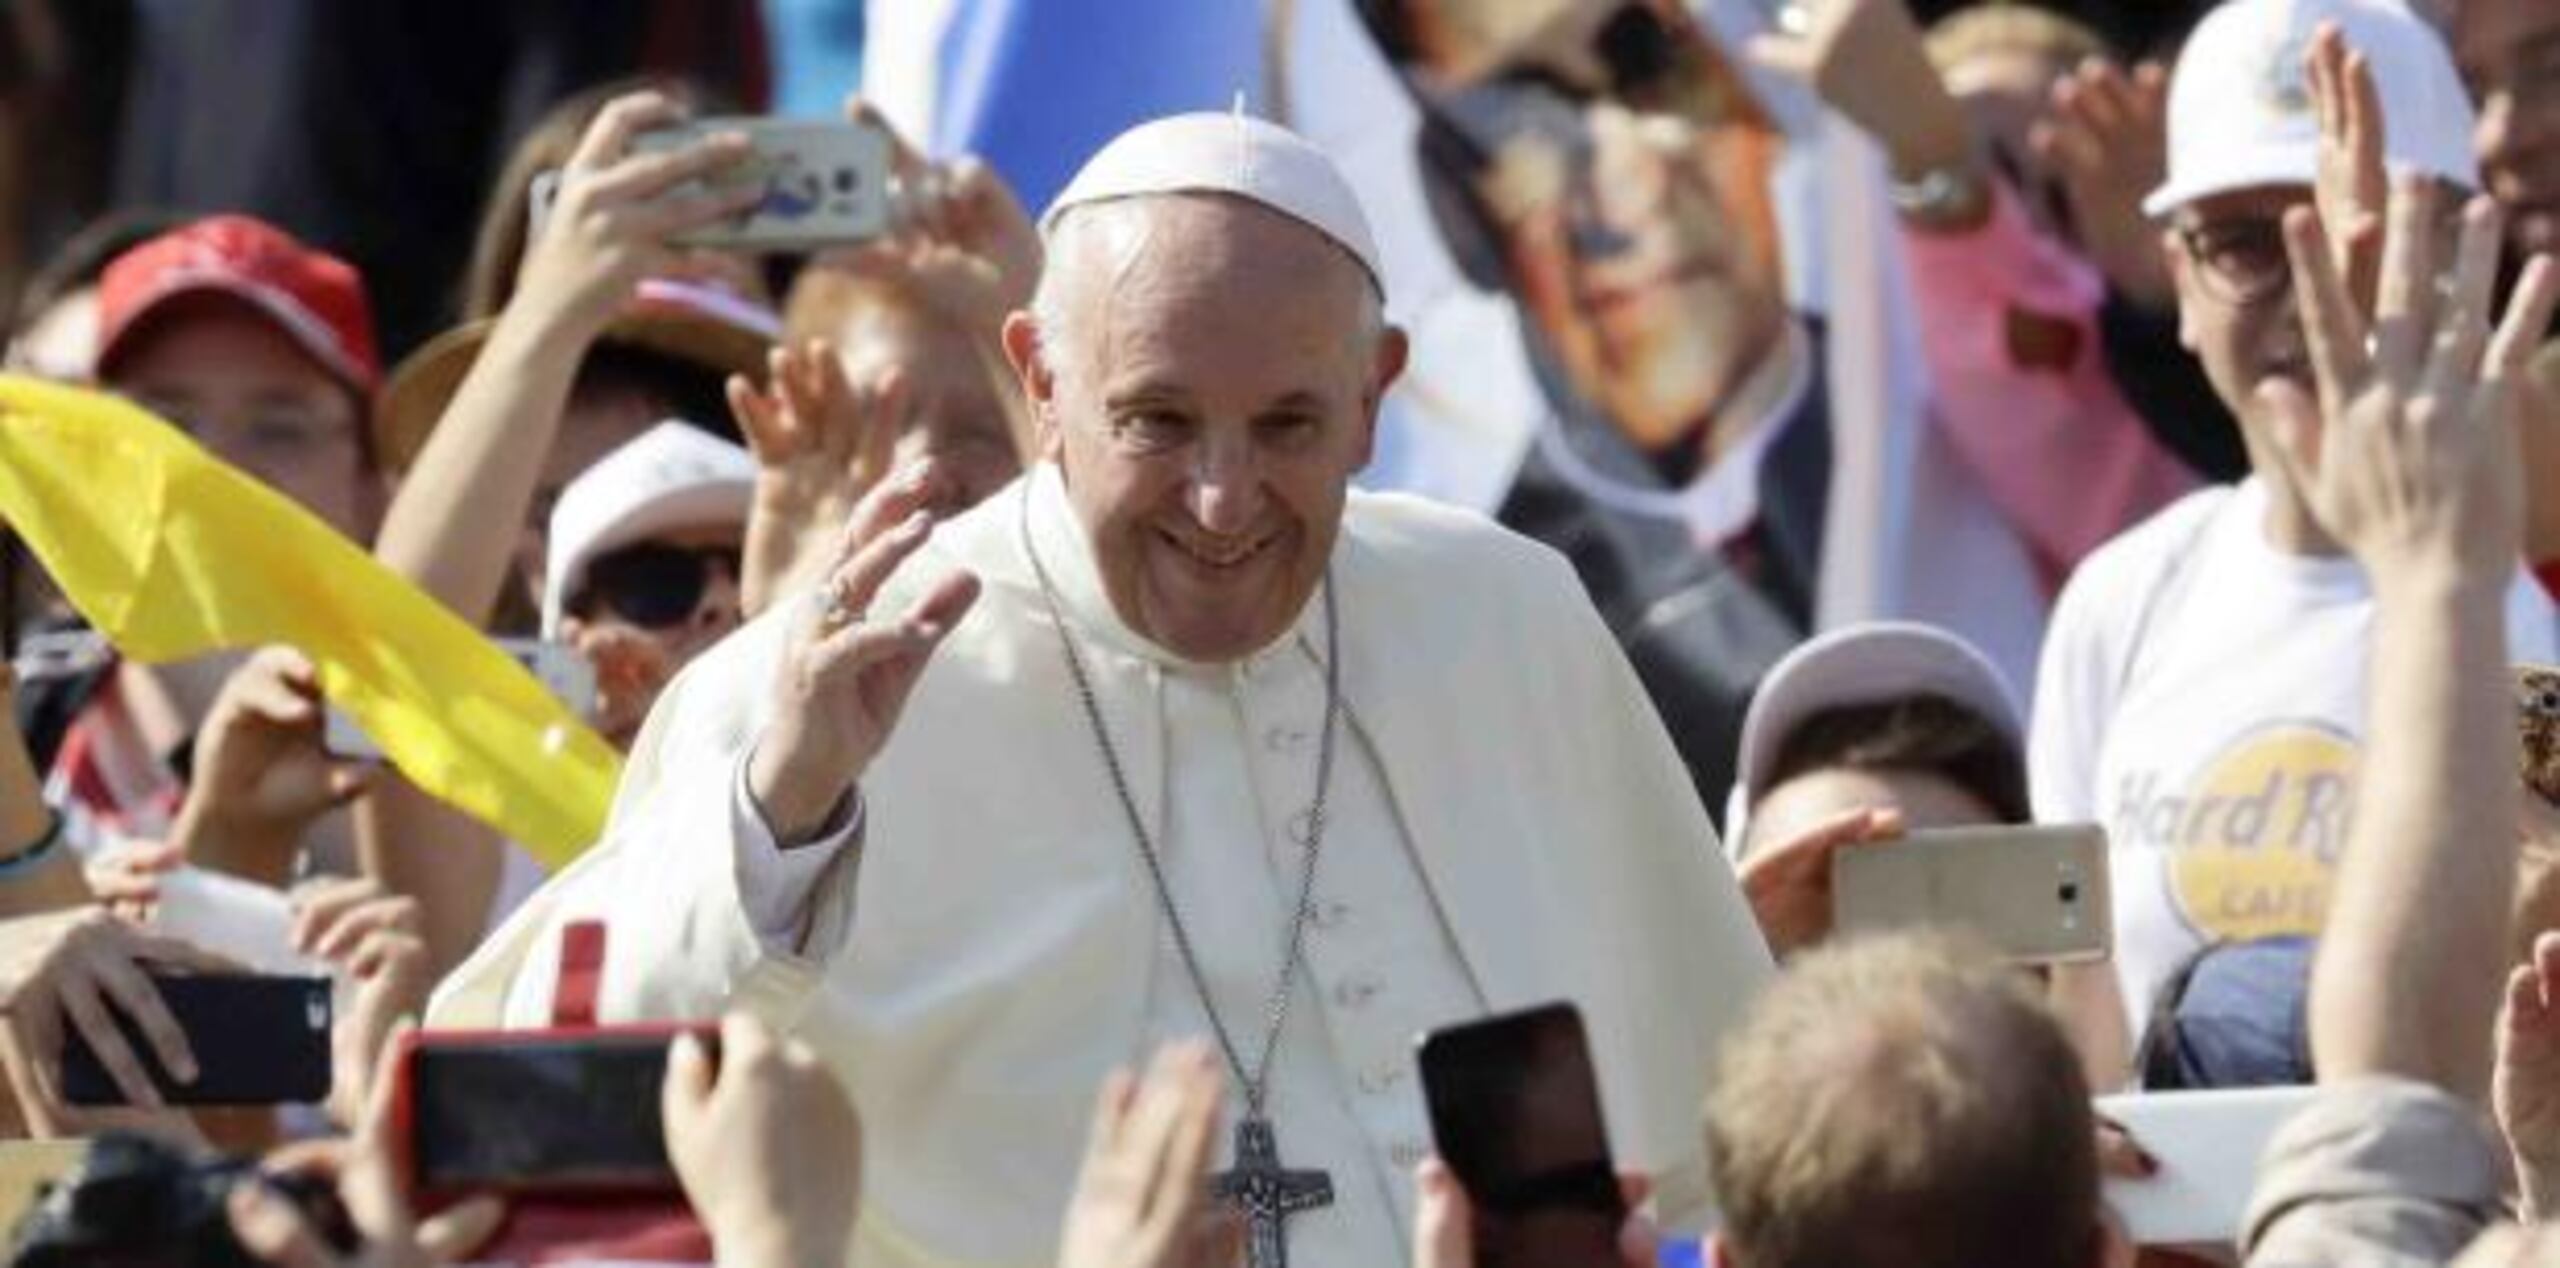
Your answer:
[1705,932,2099,1268]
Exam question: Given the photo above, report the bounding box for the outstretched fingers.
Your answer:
[2490,256,2560,386]
[2283,203,2372,421]
[2373,176,2444,385]
[2423,197,2508,405]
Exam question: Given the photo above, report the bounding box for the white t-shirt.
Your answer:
[2030,478,2558,1043]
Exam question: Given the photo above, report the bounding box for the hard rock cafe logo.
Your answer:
[2111,722,2359,942]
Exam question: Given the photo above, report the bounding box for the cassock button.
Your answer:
[1356,1066,1406,1096]
[1332,976,1381,1009]
[1390,1141,1429,1169]
[1288,810,1317,845]
[1264,725,1307,753]
[1310,900,1351,931]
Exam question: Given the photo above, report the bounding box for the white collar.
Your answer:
[1020,461,1329,678]
[1531,319,1812,548]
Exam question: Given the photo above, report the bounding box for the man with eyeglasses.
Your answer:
[2027,0,2560,1079]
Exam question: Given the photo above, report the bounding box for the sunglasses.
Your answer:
[569,542,741,630]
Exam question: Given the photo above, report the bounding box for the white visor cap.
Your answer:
[2144,0,2477,218]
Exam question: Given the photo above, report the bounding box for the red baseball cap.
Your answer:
[93,215,380,394]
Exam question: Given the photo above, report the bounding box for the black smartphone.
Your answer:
[1416,1002,1626,1268]
[62,973,332,1106]
[395,1026,714,1196]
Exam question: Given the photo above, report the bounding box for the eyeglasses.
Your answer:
[569,542,741,629]
[2178,217,2293,307]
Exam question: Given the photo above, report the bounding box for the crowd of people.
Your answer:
[2,0,2560,1264]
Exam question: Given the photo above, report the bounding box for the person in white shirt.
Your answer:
[432,112,1775,1268]
[2028,0,2559,1081]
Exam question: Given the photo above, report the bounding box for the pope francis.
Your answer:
[433,113,1775,1268]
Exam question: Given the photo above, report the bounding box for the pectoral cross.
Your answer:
[1209,1116,1332,1268]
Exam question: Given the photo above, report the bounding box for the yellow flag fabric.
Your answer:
[0,376,618,867]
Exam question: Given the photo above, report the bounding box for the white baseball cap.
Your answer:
[1042,109,1385,295]
[1723,622,2024,853]
[542,421,756,637]
[2143,0,2478,218]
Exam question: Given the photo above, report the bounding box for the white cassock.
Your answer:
[433,463,1775,1267]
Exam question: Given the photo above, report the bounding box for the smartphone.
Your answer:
[62,973,332,1106]
[326,637,598,760]
[1830,823,2113,964]
[1416,1003,1625,1268]
[628,117,894,251]
[2094,1086,2317,1246]
[391,1025,715,1197]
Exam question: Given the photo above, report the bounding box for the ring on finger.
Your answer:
[817,579,862,633]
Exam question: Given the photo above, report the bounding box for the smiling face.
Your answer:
[1006,196,1407,663]
[2166,187,2316,449]
[1396,0,1786,457]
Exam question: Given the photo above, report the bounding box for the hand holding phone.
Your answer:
[1830,823,2113,964]
[1417,1003,1628,1268]
[62,972,331,1107]
[393,1025,716,1198]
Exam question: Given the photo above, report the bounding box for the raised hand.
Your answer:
[730,338,907,617]
[1747,0,1975,196]
[2306,23,2388,316]
[228,1031,504,1268]
[508,90,763,339]
[288,877,427,1131]
[743,459,981,843]
[0,907,229,1133]
[842,97,1042,315]
[2498,930,2560,1219]
[661,1012,863,1268]
[2029,57,2172,305]
[1057,1041,1240,1268]
[2260,180,2560,585]
[170,647,372,886]
[1735,806,1905,958]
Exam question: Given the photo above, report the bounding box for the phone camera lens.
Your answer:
[835,169,857,193]
[2058,882,2080,904]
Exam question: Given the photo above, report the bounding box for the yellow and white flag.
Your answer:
[0,376,617,867]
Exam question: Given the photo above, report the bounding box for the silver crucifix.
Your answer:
[1208,1117,1332,1268]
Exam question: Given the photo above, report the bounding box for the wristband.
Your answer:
[0,809,67,880]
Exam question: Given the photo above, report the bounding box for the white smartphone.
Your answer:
[629,117,895,251]
[1830,823,2112,964]
[148,867,320,976]
[325,638,599,761]
[2095,1086,2318,1247]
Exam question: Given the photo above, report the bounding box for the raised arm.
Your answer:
[359,92,756,972]
[2266,182,2560,1096]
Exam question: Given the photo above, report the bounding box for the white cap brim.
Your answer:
[1725,622,2024,857]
